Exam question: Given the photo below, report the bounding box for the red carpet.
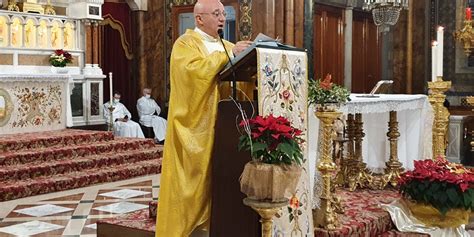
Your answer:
[0,129,162,201]
[314,189,428,237]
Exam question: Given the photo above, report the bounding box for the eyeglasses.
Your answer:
[199,11,227,18]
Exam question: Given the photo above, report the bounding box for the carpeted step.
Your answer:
[0,129,114,152]
[0,147,163,182]
[0,138,155,166]
[0,159,161,201]
[314,189,400,237]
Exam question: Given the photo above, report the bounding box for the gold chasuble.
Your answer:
[155,29,234,237]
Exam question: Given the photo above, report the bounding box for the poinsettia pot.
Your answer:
[240,161,302,201]
[402,198,470,228]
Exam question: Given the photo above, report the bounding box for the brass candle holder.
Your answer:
[313,110,341,230]
[428,77,451,159]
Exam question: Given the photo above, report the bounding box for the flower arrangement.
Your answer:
[49,49,72,67]
[399,159,474,215]
[238,114,304,165]
[308,74,351,106]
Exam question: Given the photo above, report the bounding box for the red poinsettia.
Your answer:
[50,49,73,67]
[399,158,474,215]
[238,114,303,165]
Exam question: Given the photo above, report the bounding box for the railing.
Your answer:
[0,10,80,50]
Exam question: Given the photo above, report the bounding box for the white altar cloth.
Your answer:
[308,94,433,190]
[0,74,73,134]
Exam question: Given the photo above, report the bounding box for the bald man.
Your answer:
[155,0,251,236]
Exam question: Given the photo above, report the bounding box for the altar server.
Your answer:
[137,88,167,143]
[104,92,144,138]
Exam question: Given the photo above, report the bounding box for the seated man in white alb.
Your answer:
[104,91,144,138]
[137,88,167,143]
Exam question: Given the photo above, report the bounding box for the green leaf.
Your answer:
[446,187,459,207]
[289,214,294,222]
[252,142,267,152]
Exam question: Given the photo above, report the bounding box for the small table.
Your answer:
[243,198,289,237]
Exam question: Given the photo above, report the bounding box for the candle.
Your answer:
[431,41,438,82]
[467,7,472,21]
[436,26,444,77]
[109,72,113,103]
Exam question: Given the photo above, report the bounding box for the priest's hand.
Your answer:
[232,41,253,56]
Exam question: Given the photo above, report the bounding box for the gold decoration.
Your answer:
[428,78,451,159]
[402,199,470,228]
[243,198,288,237]
[44,0,56,15]
[313,110,341,230]
[343,111,404,191]
[239,0,252,41]
[384,111,404,187]
[100,16,134,60]
[7,0,19,12]
[454,20,474,56]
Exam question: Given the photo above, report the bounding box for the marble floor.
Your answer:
[0,175,159,237]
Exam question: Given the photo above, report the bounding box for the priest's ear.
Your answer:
[195,14,204,27]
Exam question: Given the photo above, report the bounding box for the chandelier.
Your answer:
[363,0,409,33]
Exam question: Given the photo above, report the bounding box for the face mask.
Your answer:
[114,99,120,103]
[145,94,151,99]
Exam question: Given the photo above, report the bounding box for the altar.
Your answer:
[308,94,433,188]
[0,74,73,134]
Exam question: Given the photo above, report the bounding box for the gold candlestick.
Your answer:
[313,110,341,230]
[428,77,451,159]
[243,198,288,237]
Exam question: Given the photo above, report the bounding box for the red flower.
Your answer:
[282,90,291,100]
[320,74,333,90]
[238,114,304,165]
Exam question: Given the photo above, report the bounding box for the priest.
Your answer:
[155,0,252,236]
[137,87,167,143]
[103,92,144,138]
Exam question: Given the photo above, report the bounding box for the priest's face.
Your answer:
[195,1,226,38]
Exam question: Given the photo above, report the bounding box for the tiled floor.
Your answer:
[0,175,159,237]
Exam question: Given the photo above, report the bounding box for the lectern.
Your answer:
[210,47,260,237]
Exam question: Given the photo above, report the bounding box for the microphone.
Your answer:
[217,29,237,99]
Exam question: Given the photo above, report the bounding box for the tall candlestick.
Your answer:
[109,72,113,103]
[436,26,444,77]
[467,7,472,21]
[431,41,438,82]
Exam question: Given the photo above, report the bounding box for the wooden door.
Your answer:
[352,10,381,93]
[313,4,344,85]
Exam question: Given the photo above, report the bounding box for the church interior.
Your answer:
[0,0,473,236]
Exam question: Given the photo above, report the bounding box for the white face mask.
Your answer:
[114,98,120,103]
[145,94,151,99]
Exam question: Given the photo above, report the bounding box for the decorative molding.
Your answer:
[100,14,134,60]
[239,0,252,41]
[171,0,196,6]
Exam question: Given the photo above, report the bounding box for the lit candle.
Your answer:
[109,72,113,103]
[467,7,472,21]
[436,26,444,77]
[431,41,438,82]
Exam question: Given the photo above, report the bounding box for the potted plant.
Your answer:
[49,49,72,73]
[308,74,351,111]
[238,114,303,201]
[398,159,474,228]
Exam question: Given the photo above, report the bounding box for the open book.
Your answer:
[223,33,297,70]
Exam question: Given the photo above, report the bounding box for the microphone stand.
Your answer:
[218,29,237,99]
